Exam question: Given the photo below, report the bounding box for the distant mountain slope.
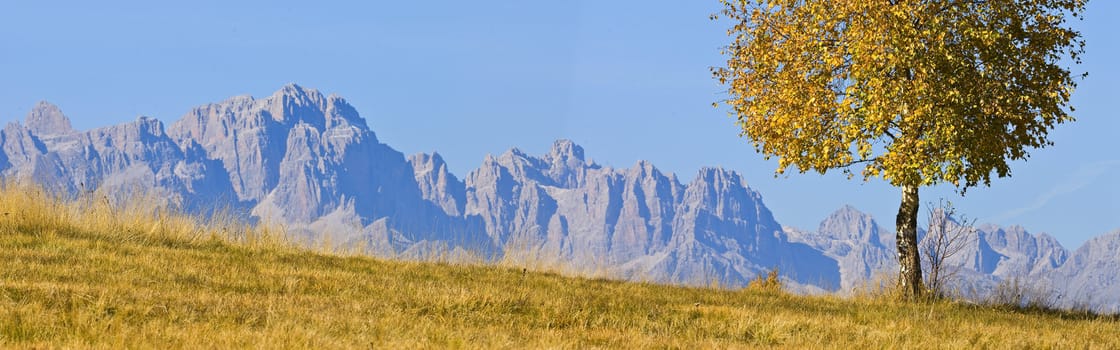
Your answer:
[785,205,1098,307]
[785,206,895,292]
[3,84,1116,309]
[455,140,837,288]
[2,102,235,212]
[1047,231,1120,313]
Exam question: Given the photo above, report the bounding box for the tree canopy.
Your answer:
[713,0,1086,189]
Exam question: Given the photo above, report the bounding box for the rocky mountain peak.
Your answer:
[274,83,322,102]
[682,167,773,225]
[818,205,881,243]
[409,152,453,177]
[325,93,368,131]
[692,167,744,190]
[545,139,585,163]
[635,159,653,171]
[131,116,165,137]
[25,101,74,136]
[262,83,357,130]
[1036,232,1061,246]
[502,147,530,160]
[84,116,169,150]
[165,84,382,203]
[270,83,323,111]
[541,140,597,188]
[626,160,666,181]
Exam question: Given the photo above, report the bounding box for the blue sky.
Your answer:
[2,1,1117,249]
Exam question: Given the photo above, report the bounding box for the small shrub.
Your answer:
[747,268,783,292]
[919,199,978,300]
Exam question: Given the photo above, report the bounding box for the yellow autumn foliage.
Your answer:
[713,0,1085,189]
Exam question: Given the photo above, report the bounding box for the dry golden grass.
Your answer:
[0,182,1117,349]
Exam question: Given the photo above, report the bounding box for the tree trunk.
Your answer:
[895,184,924,300]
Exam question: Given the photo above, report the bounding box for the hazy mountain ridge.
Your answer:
[4,84,1117,310]
[785,204,1120,312]
[1046,231,1120,312]
[784,206,896,292]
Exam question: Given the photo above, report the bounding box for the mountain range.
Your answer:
[5,84,1118,312]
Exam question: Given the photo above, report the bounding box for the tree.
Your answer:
[921,199,976,298]
[712,0,1085,299]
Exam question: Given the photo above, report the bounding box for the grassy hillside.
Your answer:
[1,184,1117,348]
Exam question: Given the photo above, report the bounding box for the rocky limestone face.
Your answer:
[167,83,373,202]
[611,160,680,262]
[0,122,45,173]
[673,167,783,257]
[935,224,1069,283]
[1031,233,1070,276]
[786,206,895,292]
[662,168,781,286]
[1,109,240,212]
[461,144,837,289]
[979,225,1067,277]
[541,139,589,188]
[409,152,466,217]
[0,101,79,175]
[1045,231,1120,312]
[167,94,285,202]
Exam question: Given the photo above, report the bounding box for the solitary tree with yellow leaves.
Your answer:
[713,0,1085,299]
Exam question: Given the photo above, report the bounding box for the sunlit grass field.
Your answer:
[1,183,1116,348]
